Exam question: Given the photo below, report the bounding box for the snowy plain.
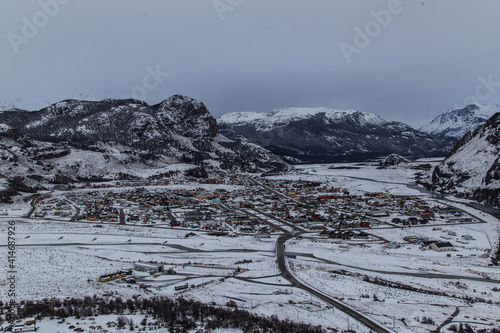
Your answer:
[1,161,499,332]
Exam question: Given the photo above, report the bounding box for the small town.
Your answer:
[23,175,484,254]
[1,164,499,333]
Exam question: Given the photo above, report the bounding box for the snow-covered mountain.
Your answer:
[420,104,500,138]
[0,95,289,202]
[379,154,411,168]
[0,96,220,153]
[430,112,500,208]
[219,107,455,163]
[0,102,12,111]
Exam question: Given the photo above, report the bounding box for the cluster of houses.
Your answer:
[38,176,478,241]
[61,178,274,234]
[237,179,475,234]
[32,199,75,219]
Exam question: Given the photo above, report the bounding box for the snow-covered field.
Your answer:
[1,161,499,332]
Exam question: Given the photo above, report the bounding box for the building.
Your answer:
[430,241,454,251]
[366,210,388,217]
[134,261,164,273]
[360,221,370,228]
[421,241,454,252]
[184,210,211,221]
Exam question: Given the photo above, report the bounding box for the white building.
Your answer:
[134,261,164,273]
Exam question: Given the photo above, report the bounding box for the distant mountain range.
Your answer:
[429,112,500,208]
[0,95,288,202]
[0,102,12,111]
[3,95,499,207]
[219,107,455,163]
[420,104,500,138]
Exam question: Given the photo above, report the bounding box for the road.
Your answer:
[283,250,500,284]
[248,177,302,206]
[167,212,178,225]
[276,232,393,333]
[250,174,500,332]
[466,202,500,219]
[13,174,500,332]
[247,177,393,332]
[23,192,53,218]
[434,307,460,332]
[65,199,81,222]
[242,208,305,233]
[23,193,41,218]
[119,209,126,224]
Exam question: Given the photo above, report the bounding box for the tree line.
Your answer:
[2,295,327,333]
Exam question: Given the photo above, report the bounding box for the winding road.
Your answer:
[247,178,394,332]
[251,174,500,333]
[276,232,393,333]
[10,173,500,333]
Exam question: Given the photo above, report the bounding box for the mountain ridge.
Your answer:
[219,107,456,163]
[0,95,290,202]
[429,112,500,208]
[420,104,500,138]
[0,102,12,111]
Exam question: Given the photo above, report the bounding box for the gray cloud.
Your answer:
[1,0,499,127]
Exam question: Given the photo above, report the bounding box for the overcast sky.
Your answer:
[1,0,499,127]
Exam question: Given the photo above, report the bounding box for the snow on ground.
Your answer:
[0,219,357,331]
[0,195,32,217]
[33,313,328,333]
[442,197,500,251]
[290,258,463,333]
[287,237,499,280]
[294,162,417,183]
[33,314,244,333]
[271,162,500,331]
[178,272,360,332]
[274,162,429,196]
[1,162,499,332]
[287,247,500,332]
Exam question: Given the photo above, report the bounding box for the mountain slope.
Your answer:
[0,95,289,201]
[0,102,12,111]
[219,107,455,163]
[0,96,218,153]
[430,112,500,208]
[420,104,500,138]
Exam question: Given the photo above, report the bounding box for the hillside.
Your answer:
[0,95,289,202]
[430,112,500,208]
[220,107,455,163]
[420,104,499,138]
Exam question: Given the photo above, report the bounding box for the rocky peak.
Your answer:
[0,95,288,182]
[429,112,500,208]
[155,95,218,138]
[380,154,410,167]
[420,104,500,138]
[158,95,207,117]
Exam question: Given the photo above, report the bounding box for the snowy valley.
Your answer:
[0,97,499,333]
[1,160,499,333]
